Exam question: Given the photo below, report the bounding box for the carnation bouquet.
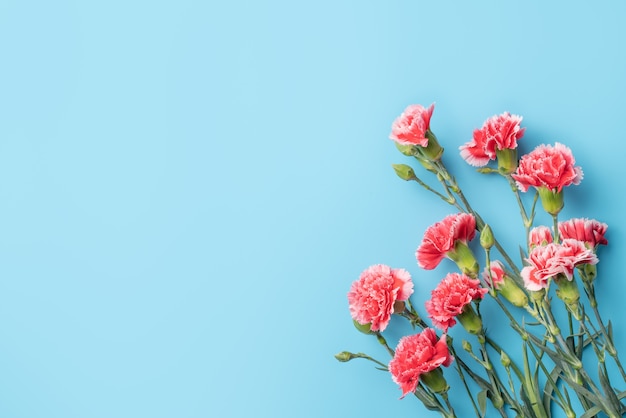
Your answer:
[335,103,625,417]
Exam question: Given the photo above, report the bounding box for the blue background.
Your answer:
[0,1,625,417]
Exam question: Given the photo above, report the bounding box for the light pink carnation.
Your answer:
[348,264,414,332]
[512,143,583,192]
[389,104,435,147]
[521,239,598,291]
[528,226,553,248]
[482,260,506,288]
[416,213,476,270]
[389,328,453,398]
[425,273,488,331]
[460,112,525,166]
[558,218,608,248]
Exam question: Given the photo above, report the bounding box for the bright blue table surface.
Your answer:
[0,1,625,417]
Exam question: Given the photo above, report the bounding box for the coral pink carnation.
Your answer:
[425,273,488,331]
[528,226,553,248]
[459,112,525,166]
[416,213,476,270]
[521,239,598,291]
[348,264,414,332]
[512,143,583,192]
[482,260,506,288]
[389,104,435,147]
[388,328,453,398]
[558,218,608,248]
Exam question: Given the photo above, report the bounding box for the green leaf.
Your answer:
[598,365,624,414]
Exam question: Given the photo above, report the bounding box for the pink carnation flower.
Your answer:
[512,142,583,192]
[388,328,453,398]
[389,104,435,147]
[528,226,553,248]
[425,273,488,331]
[482,260,506,288]
[459,112,525,166]
[521,239,598,291]
[347,264,414,332]
[558,218,608,248]
[416,213,476,270]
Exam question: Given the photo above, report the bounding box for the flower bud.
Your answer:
[392,164,417,181]
[500,351,511,367]
[352,319,373,334]
[457,304,483,335]
[462,340,473,352]
[537,186,564,215]
[480,224,495,250]
[334,351,356,362]
[420,367,449,393]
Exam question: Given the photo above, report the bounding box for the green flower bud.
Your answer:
[537,186,564,215]
[392,164,417,181]
[496,148,518,174]
[500,351,511,368]
[457,304,483,335]
[420,367,449,393]
[334,351,355,362]
[480,224,495,250]
[462,340,473,352]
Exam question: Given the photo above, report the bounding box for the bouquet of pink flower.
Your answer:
[335,103,625,418]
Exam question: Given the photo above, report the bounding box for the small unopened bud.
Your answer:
[480,225,495,250]
[462,340,473,352]
[334,351,355,362]
[500,351,511,367]
[392,164,417,181]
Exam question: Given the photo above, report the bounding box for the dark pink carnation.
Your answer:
[460,112,525,166]
[528,226,553,248]
[521,239,598,291]
[389,104,435,147]
[558,218,608,248]
[482,260,506,288]
[416,213,476,270]
[512,143,583,192]
[348,264,414,332]
[425,273,488,331]
[389,328,453,398]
